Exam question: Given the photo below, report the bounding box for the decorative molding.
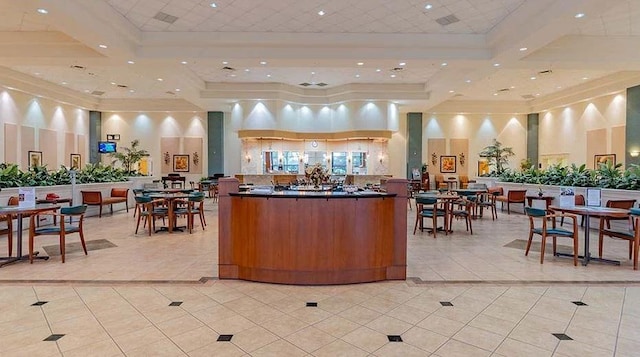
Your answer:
[238,129,392,140]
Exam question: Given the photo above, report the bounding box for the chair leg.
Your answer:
[60,233,66,263]
[468,216,473,235]
[629,241,633,260]
[525,232,534,256]
[598,231,604,258]
[99,205,103,218]
[7,221,12,257]
[634,238,639,270]
[540,235,546,264]
[79,228,87,256]
[507,202,511,215]
[573,237,579,266]
[552,237,557,255]
[29,232,34,264]
[199,211,206,229]
[135,214,143,234]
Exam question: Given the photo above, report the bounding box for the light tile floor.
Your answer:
[0,199,638,356]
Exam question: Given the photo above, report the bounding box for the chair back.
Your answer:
[606,199,636,209]
[488,187,503,196]
[8,196,19,206]
[507,189,527,202]
[415,196,438,205]
[575,194,585,206]
[60,205,87,216]
[81,191,102,204]
[135,196,154,204]
[525,207,546,217]
[110,188,129,198]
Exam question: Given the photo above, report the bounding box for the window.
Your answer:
[332,152,347,175]
[263,151,279,173]
[282,151,299,173]
[352,152,367,174]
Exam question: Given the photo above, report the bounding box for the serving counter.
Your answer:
[218,178,408,285]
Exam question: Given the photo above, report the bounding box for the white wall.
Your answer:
[0,88,89,169]
[101,111,207,181]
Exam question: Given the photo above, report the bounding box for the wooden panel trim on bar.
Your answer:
[217,178,407,285]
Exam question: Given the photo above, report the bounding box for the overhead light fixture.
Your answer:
[210,2,217,8]
[129,89,135,93]
[157,78,163,81]
[449,90,454,93]
[355,74,360,78]
[61,81,67,85]
[98,44,108,49]
[575,13,585,18]
[110,82,116,85]
[37,8,48,14]
[127,60,135,64]
[318,10,325,16]
[425,4,433,10]
[582,77,589,80]
[390,74,396,78]
[357,62,364,66]
[530,76,537,80]
[175,88,181,91]
[630,151,640,157]
[181,61,188,64]
[519,47,528,51]
[267,74,271,77]
[493,63,500,67]
[260,61,267,65]
[399,62,406,66]
[245,69,250,72]
[376,69,381,72]
[465,79,471,83]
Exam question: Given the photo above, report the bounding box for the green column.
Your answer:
[626,85,640,167]
[527,113,539,168]
[89,111,101,164]
[406,112,423,178]
[207,111,224,175]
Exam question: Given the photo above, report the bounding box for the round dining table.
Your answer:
[548,205,630,266]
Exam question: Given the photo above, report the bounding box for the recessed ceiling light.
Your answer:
[575,13,585,18]
[318,10,325,16]
[34,72,41,75]
[230,74,237,77]
[210,3,217,8]
[267,74,271,77]
[98,44,107,49]
[399,62,406,66]
[355,74,360,78]
[519,47,528,51]
[357,62,364,66]
[449,90,454,93]
[61,81,67,85]
[222,61,228,65]
[530,76,537,80]
[175,88,181,91]
[260,61,267,65]
[557,86,562,89]
[157,78,163,81]
[425,4,433,10]
[245,69,250,72]
[390,74,396,78]
[465,79,471,83]
[36,8,48,14]
[536,93,540,96]
[84,89,90,93]
[181,61,188,65]
[441,62,448,66]
[311,71,316,75]
[510,86,515,89]
[127,60,135,64]
[376,69,381,72]
[493,63,500,67]
[110,82,116,85]
[582,77,589,80]
[129,89,135,93]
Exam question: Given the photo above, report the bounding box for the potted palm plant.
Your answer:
[109,139,149,176]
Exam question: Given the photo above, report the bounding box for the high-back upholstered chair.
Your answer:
[525,207,579,266]
[496,189,527,214]
[598,208,639,269]
[28,205,88,263]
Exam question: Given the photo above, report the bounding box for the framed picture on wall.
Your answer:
[28,151,42,169]
[477,160,489,176]
[440,155,457,173]
[594,154,616,169]
[70,154,81,170]
[173,154,190,172]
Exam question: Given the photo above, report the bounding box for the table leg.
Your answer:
[554,213,620,266]
[0,213,48,268]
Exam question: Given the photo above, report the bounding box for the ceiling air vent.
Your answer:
[90,90,104,96]
[436,14,460,26]
[70,65,85,70]
[116,84,128,88]
[222,66,236,71]
[391,67,404,72]
[538,69,553,75]
[316,82,328,87]
[497,88,510,93]
[165,91,175,95]
[522,94,536,100]
[299,82,312,87]
[153,11,178,24]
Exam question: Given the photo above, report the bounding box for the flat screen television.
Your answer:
[98,141,117,154]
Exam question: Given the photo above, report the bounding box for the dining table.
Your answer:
[548,205,630,266]
[0,203,60,267]
[146,193,192,233]
[415,192,461,233]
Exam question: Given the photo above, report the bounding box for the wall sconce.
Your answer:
[431,152,437,165]
[163,152,170,165]
[245,153,251,163]
[193,152,199,166]
[631,151,640,158]
[459,152,465,166]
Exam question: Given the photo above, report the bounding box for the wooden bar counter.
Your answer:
[218,178,408,285]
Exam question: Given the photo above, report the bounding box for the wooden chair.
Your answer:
[598,208,639,270]
[413,196,448,237]
[560,194,585,227]
[134,196,167,236]
[434,174,447,191]
[175,194,206,233]
[28,205,87,263]
[459,175,471,189]
[449,196,474,234]
[1,214,12,257]
[81,189,129,217]
[475,191,498,220]
[604,199,636,229]
[525,207,579,266]
[496,189,527,214]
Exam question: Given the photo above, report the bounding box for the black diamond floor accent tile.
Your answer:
[217,334,233,342]
[306,302,318,307]
[169,301,183,306]
[31,301,48,306]
[572,301,588,306]
[552,333,573,341]
[43,334,65,341]
[440,301,454,306]
[387,335,403,342]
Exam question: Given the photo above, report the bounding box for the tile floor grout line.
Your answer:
[72,286,127,356]
[550,286,585,356]
[31,286,63,356]
[612,286,626,357]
